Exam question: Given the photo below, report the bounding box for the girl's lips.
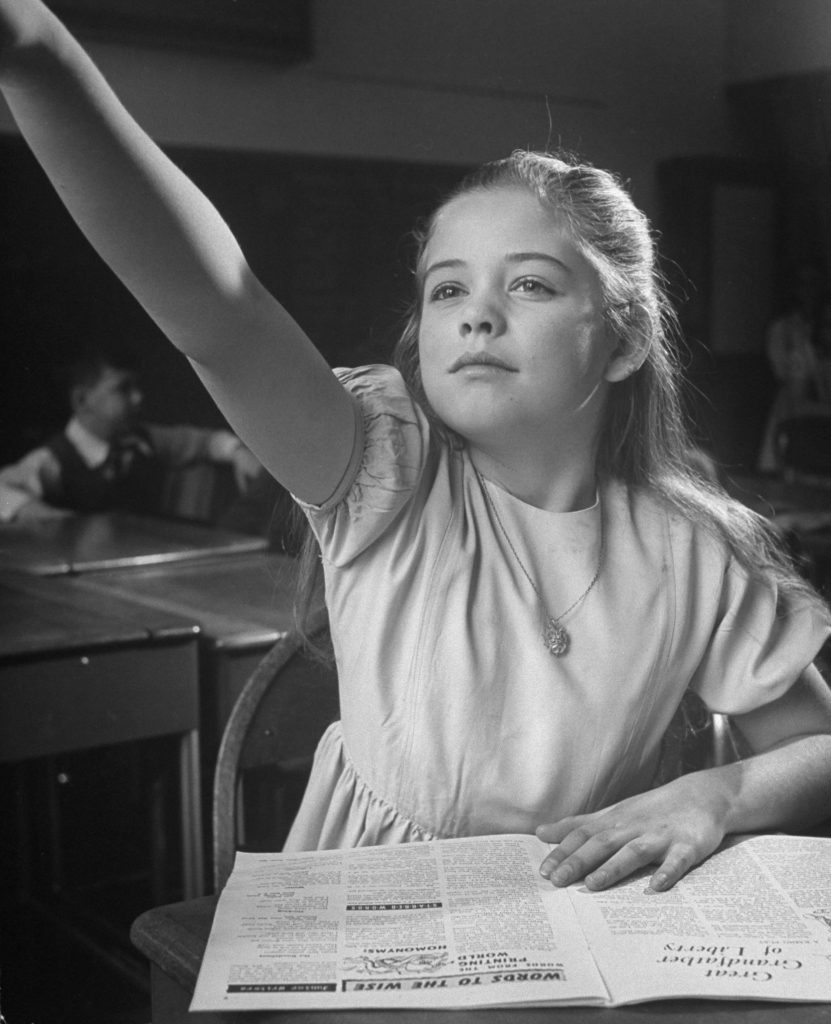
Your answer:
[450,353,517,372]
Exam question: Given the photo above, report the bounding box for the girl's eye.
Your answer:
[512,277,553,295]
[429,283,464,302]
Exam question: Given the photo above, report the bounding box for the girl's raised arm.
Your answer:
[0,0,355,504]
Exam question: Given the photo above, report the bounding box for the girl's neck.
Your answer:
[468,443,599,513]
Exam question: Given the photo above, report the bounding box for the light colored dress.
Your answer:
[285,365,829,852]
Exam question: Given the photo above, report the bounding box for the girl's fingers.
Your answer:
[582,838,699,892]
[536,821,592,876]
[540,826,703,892]
[539,823,630,884]
[647,843,699,892]
[535,817,584,847]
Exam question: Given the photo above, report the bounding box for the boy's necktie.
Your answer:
[103,436,142,481]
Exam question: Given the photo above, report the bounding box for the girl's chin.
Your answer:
[438,410,522,446]
[425,384,529,441]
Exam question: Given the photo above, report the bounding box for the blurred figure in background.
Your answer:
[757,259,831,472]
[0,345,261,521]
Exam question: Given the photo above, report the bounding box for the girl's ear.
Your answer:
[604,335,648,383]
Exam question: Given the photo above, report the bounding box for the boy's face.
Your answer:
[73,365,144,441]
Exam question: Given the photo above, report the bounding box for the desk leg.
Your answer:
[178,730,205,899]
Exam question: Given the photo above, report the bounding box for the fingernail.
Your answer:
[587,870,606,888]
[551,866,571,886]
[652,872,668,891]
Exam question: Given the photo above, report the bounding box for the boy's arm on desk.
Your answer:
[0,449,67,521]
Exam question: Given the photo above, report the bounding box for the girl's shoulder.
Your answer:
[334,363,419,418]
[298,364,438,562]
[605,476,734,567]
[611,473,823,612]
[335,361,403,390]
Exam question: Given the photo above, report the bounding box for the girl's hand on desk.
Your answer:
[536,772,731,892]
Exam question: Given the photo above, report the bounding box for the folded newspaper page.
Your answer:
[569,833,831,1006]
[191,832,831,1011]
[192,833,608,1010]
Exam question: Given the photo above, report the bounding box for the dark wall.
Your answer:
[0,135,465,462]
[657,155,784,474]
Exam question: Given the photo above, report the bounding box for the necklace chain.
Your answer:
[475,467,603,656]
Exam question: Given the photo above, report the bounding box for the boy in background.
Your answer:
[0,346,261,521]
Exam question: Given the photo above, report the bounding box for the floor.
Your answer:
[0,896,151,1024]
[1,741,189,1024]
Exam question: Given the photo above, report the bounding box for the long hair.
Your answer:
[296,150,827,641]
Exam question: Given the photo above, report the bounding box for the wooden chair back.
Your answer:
[212,606,338,891]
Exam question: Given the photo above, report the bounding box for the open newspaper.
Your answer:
[191,832,831,1011]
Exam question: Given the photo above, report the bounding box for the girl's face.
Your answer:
[417,187,626,461]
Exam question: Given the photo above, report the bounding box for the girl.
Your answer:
[3,0,830,895]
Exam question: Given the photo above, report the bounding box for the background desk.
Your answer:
[75,550,302,737]
[75,550,327,881]
[0,571,205,899]
[132,896,831,1024]
[0,511,266,576]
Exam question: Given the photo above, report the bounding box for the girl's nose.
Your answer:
[459,298,505,338]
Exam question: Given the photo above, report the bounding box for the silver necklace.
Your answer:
[475,467,603,656]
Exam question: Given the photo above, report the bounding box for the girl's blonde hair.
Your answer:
[296,150,827,636]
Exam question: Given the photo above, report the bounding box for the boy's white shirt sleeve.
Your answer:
[0,447,59,520]
[206,430,244,462]
[145,424,242,467]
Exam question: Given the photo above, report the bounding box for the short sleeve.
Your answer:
[691,559,830,714]
[296,365,430,566]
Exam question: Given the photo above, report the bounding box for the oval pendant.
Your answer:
[544,618,569,656]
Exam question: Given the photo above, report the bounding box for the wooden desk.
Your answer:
[131,896,831,1024]
[75,551,302,736]
[0,511,267,576]
[0,572,205,898]
[76,551,328,883]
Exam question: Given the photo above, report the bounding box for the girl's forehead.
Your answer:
[424,186,574,258]
[421,186,595,285]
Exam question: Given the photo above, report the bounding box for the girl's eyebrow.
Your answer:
[506,251,572,273]
[422,252,572,280]
[422,258,465,280]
